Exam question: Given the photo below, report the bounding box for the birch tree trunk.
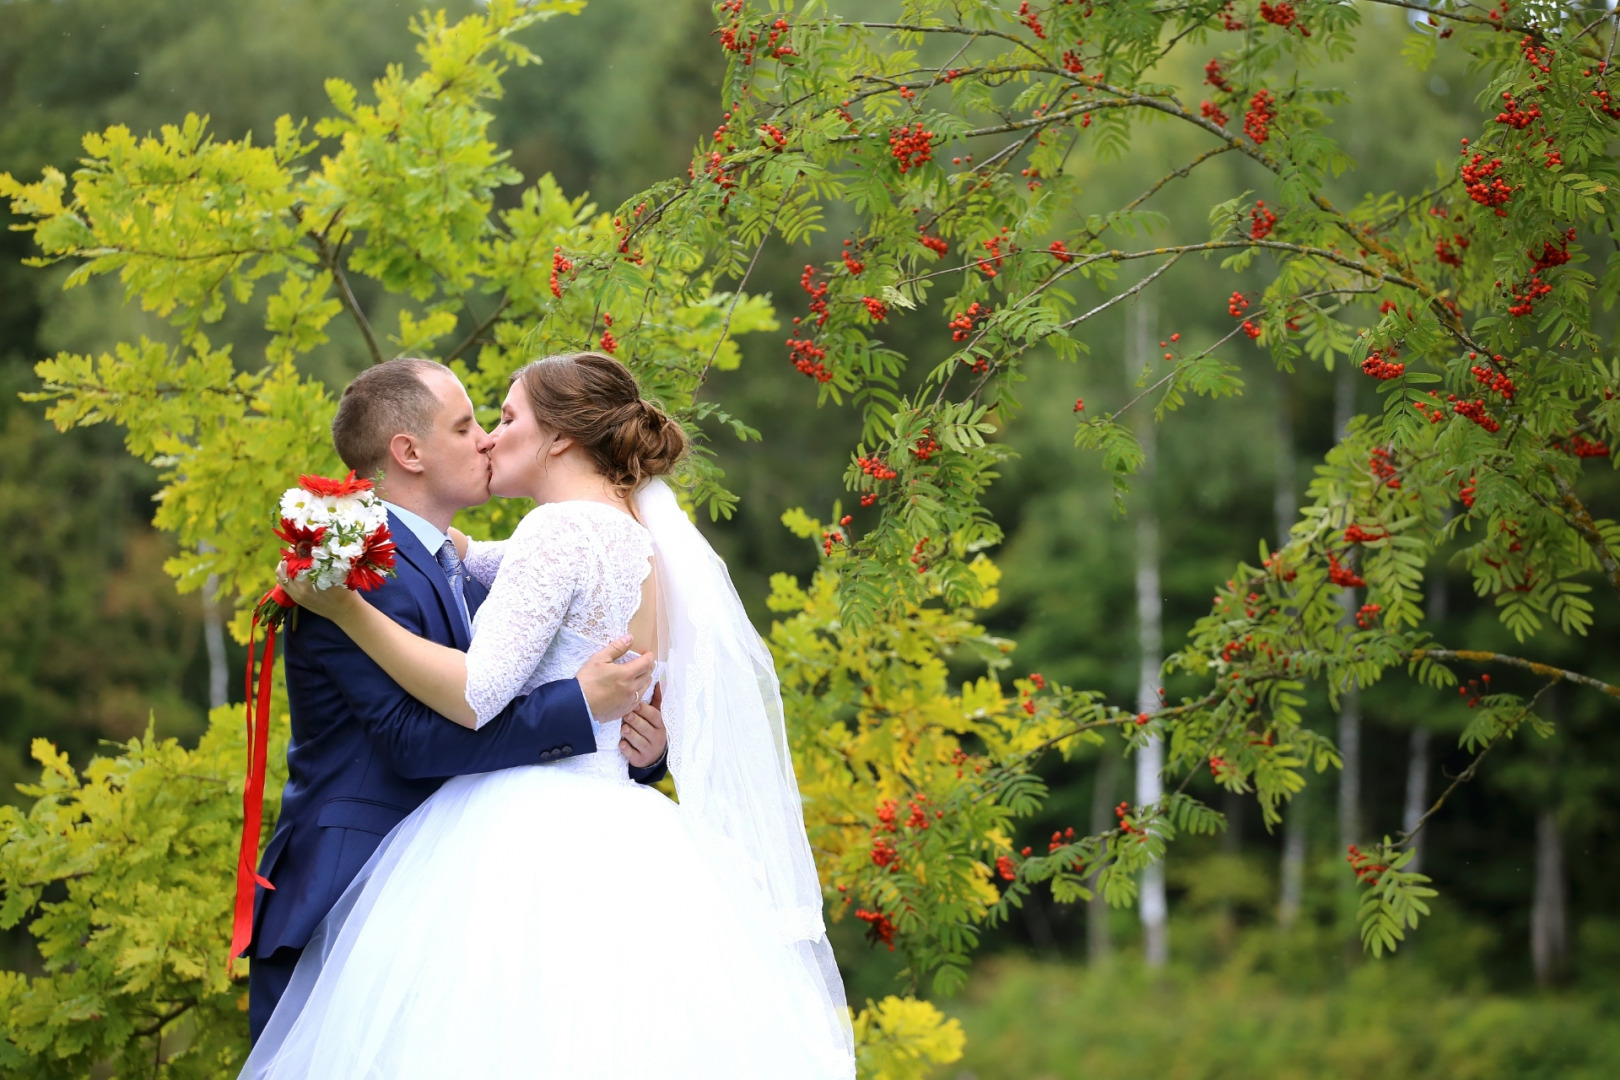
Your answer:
[1531,808,1569,986]
[201,542,229,710]
[1334,361,1361,855]
[1128,298,1168,969]
[1274,372,1307,928]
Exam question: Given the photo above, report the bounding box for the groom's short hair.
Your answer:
[332,358,451,480]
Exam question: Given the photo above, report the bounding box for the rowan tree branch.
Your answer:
[1408,648,1620,699]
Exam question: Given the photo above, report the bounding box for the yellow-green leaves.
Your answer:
[852,996,966,1080]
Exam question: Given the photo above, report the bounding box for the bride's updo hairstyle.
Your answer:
[513,351,687,494]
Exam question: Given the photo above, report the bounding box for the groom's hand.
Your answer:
[620,684,667,770]
[576,636,656,721]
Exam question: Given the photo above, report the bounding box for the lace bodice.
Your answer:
[462,500,654,783]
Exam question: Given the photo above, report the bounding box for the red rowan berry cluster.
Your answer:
[1062,49,1085,74]
[1586,61,1620,119]
[786,334,830,381]
[1561,434,1611,458]
[862,296,888,322]
[871,839,899,871]
[1450,396,1502,433]
[910,536,930,573]
[1205,58,1234,94]
[1242,320,1262,339]
[1048,826,1076,853]
[1362,349,1404,380]
[905,793,939,830]
[1344,523,1388,544]
[1073,397,1085,413]
[1411,390,1446,424]
[979,231,1009,277]
[1201,99,1230,126]
[1519,34,1553,75]
[888,122,935,173]
[854,908,897,949]
[717,5,794,66]
[910,429,941,461]
[758,122,787,150]
[1506,274,1552,317]
[1530,228,1575,271]
[1495,91,1541,130]
[1263,551,1297,582]
[1435,234,1469,267]
[1346,844,1387,886]
[1244,88,1277,144]
[918,230,949,256]
[1460,146,1513,214]
[798,264,829,327]
[1018,1,1046,39]
[1355,602,1382,629]
[1458,475,1477,509]
[1471,362,1516,401]
[694,148,736,194]
[996,855,1017,881]
[1458,673,1491,709]
[841,240,865,276]
[1369,447,1401,489]
[1228,291,1250,317]
[1219,3,1244,30]
[1259,2,1310,35]
[1249,201,1277,240]
[1030,673,1046,690]
[950,301,990,342]
[1327,551,1367,588]
[821,528,844,557]
[549,246,573,299]
[858,455,898,481]
[599,313,617,355]
[1049,239,1074,263]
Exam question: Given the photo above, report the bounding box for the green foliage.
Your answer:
[5,0,1620,1073]
[0,705,285,1077]
[951,953,1620,1080]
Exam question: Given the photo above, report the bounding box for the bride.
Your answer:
[248,352,854,1078]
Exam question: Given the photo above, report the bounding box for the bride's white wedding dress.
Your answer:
[243,482,853,1078]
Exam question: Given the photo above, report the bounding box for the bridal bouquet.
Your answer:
[253,471,397,629]
[233,470,396,970]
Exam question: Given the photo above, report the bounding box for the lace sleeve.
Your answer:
[462,538,506,587]
[463,508,584,728]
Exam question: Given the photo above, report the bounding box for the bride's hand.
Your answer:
[276,563,363,623]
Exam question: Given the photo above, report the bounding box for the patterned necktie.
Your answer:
[435,538,473,639]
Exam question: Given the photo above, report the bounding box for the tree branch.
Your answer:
[316,232,383,366]
[443,295,510,367]
[1549,470,1620,601]
[1409,648,1620,699]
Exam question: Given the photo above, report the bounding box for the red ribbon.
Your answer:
[229,591,285,975]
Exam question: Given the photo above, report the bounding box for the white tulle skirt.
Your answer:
[242,765,854,1079]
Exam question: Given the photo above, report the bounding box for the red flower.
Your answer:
[345,525,398,592]
[273,519,328,578]
[299,471,373,498]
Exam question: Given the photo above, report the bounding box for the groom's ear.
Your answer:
[388,431,427,475]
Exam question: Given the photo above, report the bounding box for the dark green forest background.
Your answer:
[2,2,1617,1076]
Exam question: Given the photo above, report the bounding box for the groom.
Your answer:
[245,357,667,1042]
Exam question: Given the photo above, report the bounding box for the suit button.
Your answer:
[539,750,552,761]
[561,745,572,755]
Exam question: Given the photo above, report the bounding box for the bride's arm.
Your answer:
[287,507,581,730]
[449,526,505,588]
[281,574,480,727]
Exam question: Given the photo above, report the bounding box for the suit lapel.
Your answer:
[387,511,472,651]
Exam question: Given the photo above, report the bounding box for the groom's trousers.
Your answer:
[249,946,302,1045]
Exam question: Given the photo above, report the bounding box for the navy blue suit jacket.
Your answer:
[248,511,661,958]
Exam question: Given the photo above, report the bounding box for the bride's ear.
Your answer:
[545,433,576,459]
